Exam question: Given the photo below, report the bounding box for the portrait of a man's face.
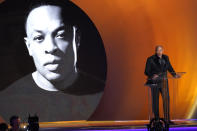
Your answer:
[0,0,107,123]
[25,5,80,91]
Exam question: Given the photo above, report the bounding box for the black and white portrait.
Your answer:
[0,0,107,122]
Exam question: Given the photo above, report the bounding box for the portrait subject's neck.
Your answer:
[32,71,58,91]
[32,70,78,92]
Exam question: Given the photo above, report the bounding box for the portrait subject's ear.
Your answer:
[24,37,32,56]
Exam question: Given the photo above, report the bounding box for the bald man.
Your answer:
[145,45,180,124]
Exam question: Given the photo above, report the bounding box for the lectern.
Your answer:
[145,72,186,130]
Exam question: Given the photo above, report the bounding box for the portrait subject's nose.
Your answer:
[44,36,58,54]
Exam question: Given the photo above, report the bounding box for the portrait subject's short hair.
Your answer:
[24,0,81,36]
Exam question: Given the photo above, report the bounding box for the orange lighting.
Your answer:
[72,0,197,120]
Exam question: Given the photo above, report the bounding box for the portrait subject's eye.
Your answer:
[56,31,65,39]
[33,35,44,43]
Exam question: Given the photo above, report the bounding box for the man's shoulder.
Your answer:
[163,54,169,57]
[0,73,34,93]
[147,55,156,60]
[148,54,169,59]
[162,54,169,59]
[63,71,105,95]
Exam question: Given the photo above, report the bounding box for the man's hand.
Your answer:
[152,74,159,80]
[174,74,181,78]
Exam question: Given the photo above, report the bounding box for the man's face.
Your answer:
[25,5,77,82]
[156,46,163,57]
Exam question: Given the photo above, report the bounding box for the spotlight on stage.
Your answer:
[147,118,169,131]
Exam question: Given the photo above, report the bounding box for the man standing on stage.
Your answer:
[144,45,180,124]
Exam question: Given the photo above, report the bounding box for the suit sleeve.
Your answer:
[144,58,152,77]
[167,56,176,76]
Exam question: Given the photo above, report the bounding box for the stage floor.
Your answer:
[21,119,197,130]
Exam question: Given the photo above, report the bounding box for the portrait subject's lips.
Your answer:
[44,60,62,71]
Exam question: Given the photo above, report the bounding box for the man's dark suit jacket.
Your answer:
[144,54,176,84]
